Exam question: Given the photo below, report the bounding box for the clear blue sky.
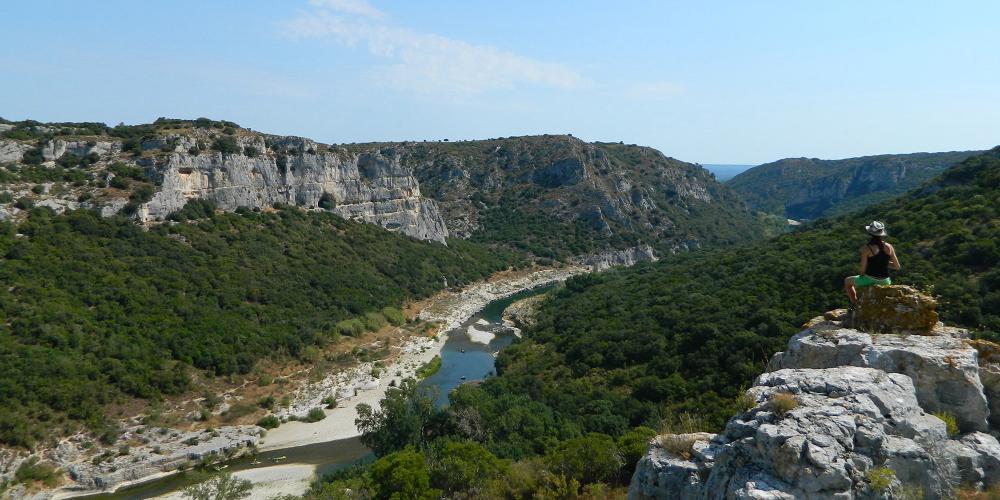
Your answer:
[1,1,997,164]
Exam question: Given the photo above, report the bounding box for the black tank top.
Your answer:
[866,245,891,279]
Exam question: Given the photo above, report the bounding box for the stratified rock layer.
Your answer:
[142,136,448,242]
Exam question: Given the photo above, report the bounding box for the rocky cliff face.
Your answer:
[140,134,448,242]
[344,135,772,256]
[629,288,1000,499]
[729,151,980,220]
[0,121,448,242]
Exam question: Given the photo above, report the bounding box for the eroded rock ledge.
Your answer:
[629,290,1000,499]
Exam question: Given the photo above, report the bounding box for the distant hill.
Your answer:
[343,136,780,259]
[702,163,754,182]
[729,150,980,219]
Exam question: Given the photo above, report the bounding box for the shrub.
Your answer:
[867,466,896,493]
[14,457,59,486]
[21,148,44,165]
[618,426,657,472]
[544,433,623,485]
[381,307,406,326]
[364,312,387,332]
[211,136,240,155]
[769,392,799,418]
[336,318,366,337]
[257,395,275,410]
[243,146,258,158]
[304,407,327,423]
[0,191,12,203]
[31,184,45,194]
[416,356,442,379]
[109,176,130,190]
[256,415,280,429]
[14,197,34,210]
[932,411,960,437]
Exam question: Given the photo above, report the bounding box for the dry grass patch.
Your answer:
[768,392,799,418]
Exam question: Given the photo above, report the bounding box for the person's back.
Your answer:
[844,220,901,304]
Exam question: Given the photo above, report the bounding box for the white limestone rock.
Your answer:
[141,142,448,242]
[768,321,989,432]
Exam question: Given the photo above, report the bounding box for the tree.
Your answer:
[428,440,508,495]
[356,379,439,456]
[183,472,253,500]
[369,449,440,500]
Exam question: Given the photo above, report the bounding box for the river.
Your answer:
[87,285,551,499]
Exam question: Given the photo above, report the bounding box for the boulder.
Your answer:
[769,320,989,432]
[629,367,999,499]
[854,285,938,334]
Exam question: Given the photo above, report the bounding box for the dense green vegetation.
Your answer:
[0,205,518,448]
[307,148,1000,498]
[730,151,979,219]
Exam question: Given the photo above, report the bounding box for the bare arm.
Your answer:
[886,243,901,270]
[859,246,868,275]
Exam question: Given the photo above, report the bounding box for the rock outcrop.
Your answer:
[854,285,939,334]
[630,302,1000,499]
[141,136,448,242]
[573,244,659,271]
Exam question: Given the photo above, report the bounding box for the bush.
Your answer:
[304,407,327,423]
[618,426,657,472]
[21,148,44,165]
[14,456,59,486]
[416,356,442,379]
[381,307,406,326]
[211,136,240,155]
[0,191,13,203]
[364,312,387,332]
[336,318,366,337]
[369,449,439,500]
[14,197,34,210]
[543,433,623,485]
[257,395,275,410]
[256,415,280,429]
[932,411,960,437]
[867,466,896,493]
[768,393,799,418]
[109,176,130,190]
[243,146,258,158]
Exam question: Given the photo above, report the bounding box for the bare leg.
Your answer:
[844,276,857,305]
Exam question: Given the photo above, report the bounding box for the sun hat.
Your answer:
[865,220,887,237]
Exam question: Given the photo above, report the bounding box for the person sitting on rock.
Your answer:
[844,220,901,304]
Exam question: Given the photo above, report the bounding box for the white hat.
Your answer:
[865,220,887,237]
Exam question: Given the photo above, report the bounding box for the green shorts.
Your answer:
[852,275,891,288]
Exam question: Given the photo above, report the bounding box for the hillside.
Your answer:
[729,150,980,220]
[294,151,1000,498]
[343,136,778,259]
[0,206,517,448]
[0,119,775,261]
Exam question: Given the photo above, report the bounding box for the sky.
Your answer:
[1,1,998,164]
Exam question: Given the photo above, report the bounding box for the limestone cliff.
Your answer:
[140,134,448,242]
[0,121,448,242]
[629,287,1000,499]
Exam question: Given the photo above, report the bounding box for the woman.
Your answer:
[844,220,901,304]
